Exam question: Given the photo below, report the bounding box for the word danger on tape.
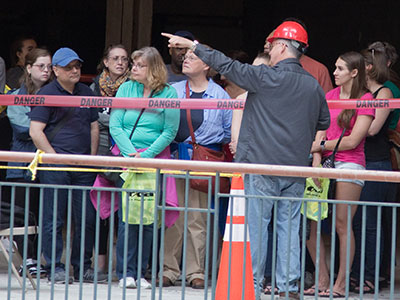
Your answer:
[6,94,245,110]
[3,94,400,109]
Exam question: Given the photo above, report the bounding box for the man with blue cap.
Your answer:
[29,47,106,284]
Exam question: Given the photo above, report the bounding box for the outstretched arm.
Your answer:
[162,33,265,93]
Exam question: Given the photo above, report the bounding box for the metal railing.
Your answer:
[0,151,399,300]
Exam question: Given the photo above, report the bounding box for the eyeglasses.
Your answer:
[108,56,129,64]
[131,62,147,69]
[61,62,82,71]
[184,54,199,62]
[32,63,52,71]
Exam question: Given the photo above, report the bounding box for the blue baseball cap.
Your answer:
[52,47,83,67]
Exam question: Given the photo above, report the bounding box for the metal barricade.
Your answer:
[0,151,399,300]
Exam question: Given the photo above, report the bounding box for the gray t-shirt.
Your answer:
[6,66,24,89]
[166,64,187,84]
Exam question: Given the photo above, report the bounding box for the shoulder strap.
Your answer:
[185,82,197,144]
[331,128,346,157]
[128,89,156,140]
[46,108,75,142]
[372,86,386,98]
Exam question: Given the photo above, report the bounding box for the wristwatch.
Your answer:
[190,40,199,51]
[320,140,326,152]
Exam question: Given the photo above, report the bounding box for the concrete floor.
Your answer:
[0,251,399,300]
[0,229,399,299]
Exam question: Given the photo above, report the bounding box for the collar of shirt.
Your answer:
[54,79,81,95]
[174,78,223,99]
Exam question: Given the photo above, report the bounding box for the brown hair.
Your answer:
[361,48,390,84]
[367,41,400,90]
[131,47,167,92]
[337,51,368,129]
[23,48,52,94]
[368,41,398,67]
[9,36,37,67]
[96,44,129,74]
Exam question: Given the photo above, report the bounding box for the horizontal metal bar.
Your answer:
[1,151,400,183]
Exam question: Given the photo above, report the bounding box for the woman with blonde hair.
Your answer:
[110,46,179,289]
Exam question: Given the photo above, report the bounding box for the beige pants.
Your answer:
[162,178,209,284]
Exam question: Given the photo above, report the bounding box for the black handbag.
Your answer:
[321,128,346,199]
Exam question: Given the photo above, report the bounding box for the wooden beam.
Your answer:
[135,0,153,49]
[105,0,153,53]
[105,0,123,46]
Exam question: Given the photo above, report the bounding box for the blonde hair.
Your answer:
[131,47,167,92]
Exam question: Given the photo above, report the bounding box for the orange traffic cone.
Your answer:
[216,175,255,300]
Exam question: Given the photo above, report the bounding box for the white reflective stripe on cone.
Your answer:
[228,189,246,217]
[223,223,250,242]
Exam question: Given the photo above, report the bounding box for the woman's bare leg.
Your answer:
[306,220,330,291]
[332,181,362,294]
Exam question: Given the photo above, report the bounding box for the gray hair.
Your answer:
[278,39,302,59]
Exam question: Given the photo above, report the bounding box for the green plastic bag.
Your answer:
[122,172,156,225]
[301,177,329,221]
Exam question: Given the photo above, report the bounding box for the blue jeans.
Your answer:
[39,165,96,276]
[116,179,153,280]
[244,174,304,293]
[352,159,392,282]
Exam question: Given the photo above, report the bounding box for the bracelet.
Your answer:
[190,40,199,51]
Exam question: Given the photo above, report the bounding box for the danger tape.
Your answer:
[1,94,245,110]
[1,94,400,109]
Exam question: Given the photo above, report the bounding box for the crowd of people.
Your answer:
[0,17,399,299]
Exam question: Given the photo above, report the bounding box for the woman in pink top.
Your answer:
[306,52,375,298]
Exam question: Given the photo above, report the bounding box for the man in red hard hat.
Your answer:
[162,18,330,300]
[264,19,333,93]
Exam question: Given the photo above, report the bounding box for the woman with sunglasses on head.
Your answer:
[308,52,375,298]
[110,46,179,290]
[91,44,130,156]
[6,48,52,278]
[90,45,130,273]
[350,48,394,294]
[367,40,400,288]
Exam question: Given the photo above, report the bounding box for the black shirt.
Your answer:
[175,91,205,142]
[30,80,98,154]
[365,87,393,161]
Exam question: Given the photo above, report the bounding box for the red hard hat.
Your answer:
[267,21,308,47]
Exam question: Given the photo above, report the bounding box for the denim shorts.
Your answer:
[334,161,365,187]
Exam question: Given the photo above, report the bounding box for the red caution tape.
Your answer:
[0,94,245,110]
[327,99,397,109]
[1,94,400,109]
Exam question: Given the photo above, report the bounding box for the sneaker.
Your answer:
[48,269,74,284]
[119,277,136,289]
[77,268,108,283]
[18,258,47,278]
[137,278,151,289]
